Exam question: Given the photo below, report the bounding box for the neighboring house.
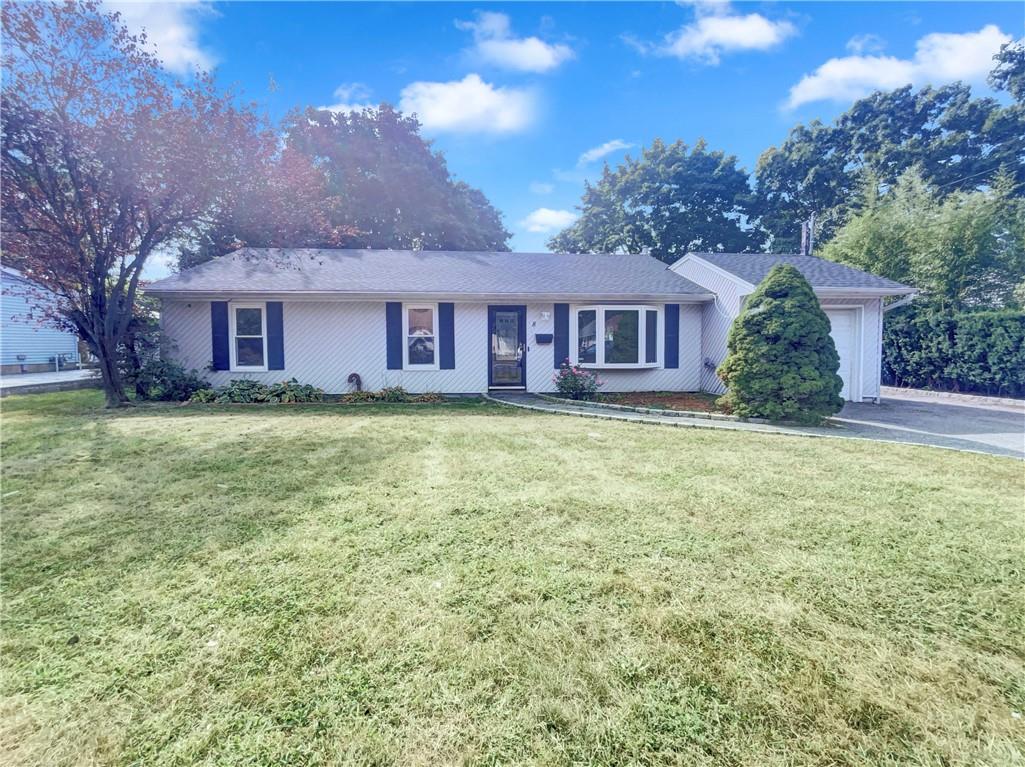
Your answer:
[146,248,913,400]
[0,266,80,375]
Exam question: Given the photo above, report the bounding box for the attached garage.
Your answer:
[823,307,860,401]
[670,253,915,403]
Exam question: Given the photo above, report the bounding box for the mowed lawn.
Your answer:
[1,392,1023,766]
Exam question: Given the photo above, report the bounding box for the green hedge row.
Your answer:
[883,307,1025,397]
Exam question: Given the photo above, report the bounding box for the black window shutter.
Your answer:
[664,304,679,369]
[553,303,569,368]
[267,301,284,370]
[386,302,402,369]
[211,302,229,370]
[439,303,455,369]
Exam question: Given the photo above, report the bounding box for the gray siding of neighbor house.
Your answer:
[160,299,704,394]
[671,258,884,401]
[1,272,80,367]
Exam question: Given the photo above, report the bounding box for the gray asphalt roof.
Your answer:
[145,248,713,299]
[689,252,913,293]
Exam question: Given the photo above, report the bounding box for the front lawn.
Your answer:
[2,391,1022,765]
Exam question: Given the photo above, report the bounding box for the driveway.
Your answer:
[833,392,1024,459]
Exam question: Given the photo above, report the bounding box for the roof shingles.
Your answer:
[688,252,913,293]
[146,248,713,299]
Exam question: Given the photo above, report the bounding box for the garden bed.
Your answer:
[552,391,726,414]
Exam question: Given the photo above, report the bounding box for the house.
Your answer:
[1,266,81,375]
[145,248,913,400]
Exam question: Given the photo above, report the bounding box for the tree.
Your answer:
[756,81,1025,252]
[820,167,1025,310]
[548,139,762,262]
[717,265,843,424]
[180,105,510,267]
[989,40,1025,103]
[1,1,263,406]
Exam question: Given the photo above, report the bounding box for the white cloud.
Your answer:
[529,181,555,194]
[318,83,374,114]
[578,139,633,166]
[106,1,216,74]
[399,74,536,134]
[634,1,795,64]
[520,208,577,233]
[846,34,886,55]
[456,11,574,73]
[787,25,1011,108]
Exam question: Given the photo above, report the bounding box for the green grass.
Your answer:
[2,391,1023,766]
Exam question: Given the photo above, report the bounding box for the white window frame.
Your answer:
[402,302,439,371]
[229,301,268,372]
[570,304,661,369]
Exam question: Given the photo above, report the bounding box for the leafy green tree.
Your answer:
[821,167,1025,310]
[548,139,761,262]
[180,105,510,267]
[756,82,1025,252]
[989,40,1025,103]
[717,265,843,424]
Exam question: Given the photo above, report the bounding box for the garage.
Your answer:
[825,308,859,401]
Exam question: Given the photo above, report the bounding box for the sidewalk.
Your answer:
[0,369,100,397]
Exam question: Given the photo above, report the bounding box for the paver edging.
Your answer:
[534,392,776,423]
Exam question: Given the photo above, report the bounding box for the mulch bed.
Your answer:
[596,391,725,413]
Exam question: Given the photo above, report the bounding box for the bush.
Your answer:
[214,379,270,403]
[340,390,379,403]
[265,379,324,403]
[379,386,410,402]
[132,358,210,402]
[553,360,602,400]
[717,264,844,424]
[883,306,1025,396]
[189,388,218,403]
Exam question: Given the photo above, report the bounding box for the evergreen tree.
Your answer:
[717,265,844,423]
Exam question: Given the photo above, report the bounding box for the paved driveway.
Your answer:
[833,392,1024,459]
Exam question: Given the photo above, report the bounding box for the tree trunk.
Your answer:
[92,337,129,408]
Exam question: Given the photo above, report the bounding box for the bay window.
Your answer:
[571,305,660,368]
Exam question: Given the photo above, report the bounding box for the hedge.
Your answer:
[883,306,1025,397]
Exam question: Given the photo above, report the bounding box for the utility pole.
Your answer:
[799,213,817,256]
[808,211,816,255]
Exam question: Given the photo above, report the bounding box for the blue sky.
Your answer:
[116,1,1022,271]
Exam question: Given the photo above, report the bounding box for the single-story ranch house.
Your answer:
[146,249,913,401]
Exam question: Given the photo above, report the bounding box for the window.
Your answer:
[403,303,437,369]
[230,303,266,371]
[571,305,659,368]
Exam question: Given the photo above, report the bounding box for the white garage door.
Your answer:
[825,309,857,401]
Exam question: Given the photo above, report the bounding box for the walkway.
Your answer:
[0,368,100,397]
[485,392,1024,460]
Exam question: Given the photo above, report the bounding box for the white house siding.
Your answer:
[161,299,704,394]
[669,259,744,394]
[1,272,80,367]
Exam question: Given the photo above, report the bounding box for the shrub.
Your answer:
[265,379,324,403]
[883,305,1025,396]
[379,386,410,402]
[717,264,844,424]
[189,388,218,403]
[553,360,602,400]
[340,390,379,403]
[132,358,210,402]
[215,379,270,403]
[412,392,444,403]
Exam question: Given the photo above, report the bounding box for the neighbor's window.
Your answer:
[404,303,437,369]
[572,306,659,368]
[231,303,266,370]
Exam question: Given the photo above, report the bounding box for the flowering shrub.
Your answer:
[553,359,602,400]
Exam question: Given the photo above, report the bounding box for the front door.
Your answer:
[488,305,526,389]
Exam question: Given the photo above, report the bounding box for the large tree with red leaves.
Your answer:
[1,1,289,406]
